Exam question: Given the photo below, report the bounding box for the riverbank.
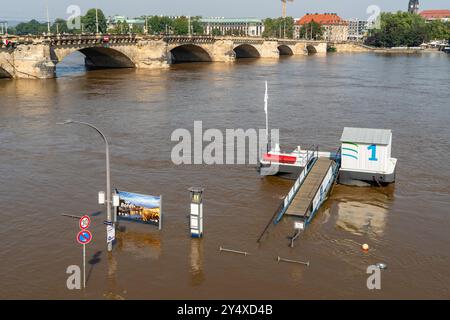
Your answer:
[332,42,447,54]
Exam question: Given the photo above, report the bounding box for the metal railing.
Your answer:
[256,145,320,242]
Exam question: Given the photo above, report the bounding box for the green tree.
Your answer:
[263,17,295,38]
[15,19,47,35]
[191,17,204,35]
[211,28,222,36]
[365,12,432,47]
[82,8,107,34]
[172,17,188,35]
[51,18,71,34]
[147,16,173,34]
[110,21,127,34]
[298,21,324,40]
[426,20,450,40]
[171,16,203,35]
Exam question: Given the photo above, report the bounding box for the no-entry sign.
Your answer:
[77,230,92,245]
[79,215,91,230]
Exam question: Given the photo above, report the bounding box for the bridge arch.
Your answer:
[53,46,136,69]
[169,44,212,63]
[277,45,294,56]
[233,44,261,59]
[0,66,12,78]
[306,45,317,55]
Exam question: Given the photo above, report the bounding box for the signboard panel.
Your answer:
[294,221,305,230]
[116,190,162,226]
[106,225,115,243]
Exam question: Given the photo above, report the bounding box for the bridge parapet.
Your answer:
[230,38,265,45]
[163,36,216,44]
[49,35,140,46]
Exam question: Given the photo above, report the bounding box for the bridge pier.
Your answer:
[259,41,280,59]
[210,40,236,62]
[133,39,169,69]
[0,49,14,78]
[3,42,56,79]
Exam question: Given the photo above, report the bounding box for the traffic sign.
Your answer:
[77,230,92,245]
[79,215,91,230]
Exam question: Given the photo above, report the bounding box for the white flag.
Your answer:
[264,81,268,115]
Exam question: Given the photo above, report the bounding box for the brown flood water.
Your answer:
[0,52,449,299]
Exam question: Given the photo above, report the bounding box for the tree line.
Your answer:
[366,12,450,47]
[5,9,450,46]
[6,10,205,36]
[9,9,108,35]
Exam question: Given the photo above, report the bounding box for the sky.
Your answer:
[1,0,449,22]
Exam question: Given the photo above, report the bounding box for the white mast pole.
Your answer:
[46,1,50,34]
[264,81,269,152]
[96,8,99,34]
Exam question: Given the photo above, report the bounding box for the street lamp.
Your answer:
[58,119,114,252]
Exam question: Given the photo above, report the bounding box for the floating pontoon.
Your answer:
[339,127,397,186]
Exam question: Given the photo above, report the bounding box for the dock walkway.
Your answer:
[285,157,333,218]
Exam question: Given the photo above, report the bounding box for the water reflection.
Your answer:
[289,265,306,283]
[115,227,162,260]
[0,78,58,102]
[190,239,204,286]
[332,185,395,238]
[104,252,125,300]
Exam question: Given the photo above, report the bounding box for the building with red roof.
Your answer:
[419,10,450,22]
[294,13,349,42]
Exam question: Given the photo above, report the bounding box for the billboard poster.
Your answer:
[116,190,162,228]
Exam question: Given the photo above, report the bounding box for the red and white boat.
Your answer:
[259,144,337,179]
[258,82,337,179]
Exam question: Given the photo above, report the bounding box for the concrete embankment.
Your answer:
[331,42,444,54]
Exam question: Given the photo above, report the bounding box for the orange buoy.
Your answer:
[362,243,369,251]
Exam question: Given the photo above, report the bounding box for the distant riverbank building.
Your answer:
[295,13,349,42]
[107,15,146,32]
[347,19,368,42]
[200,18,264,37]
[419,10,450,22]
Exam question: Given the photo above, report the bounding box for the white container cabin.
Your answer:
[339,127,397,186]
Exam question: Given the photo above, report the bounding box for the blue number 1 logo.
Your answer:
[368,144,378,161]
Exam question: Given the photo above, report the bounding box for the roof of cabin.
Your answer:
[341,127,392,145]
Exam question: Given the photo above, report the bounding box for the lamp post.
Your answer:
[95,8,99,34]
[58,120,113,252]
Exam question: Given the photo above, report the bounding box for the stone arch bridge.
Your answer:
[0,35,328,79]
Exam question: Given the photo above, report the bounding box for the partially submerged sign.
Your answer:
[77,230,92,245]
[116,190,162,229]
[294,221,305,230]
[79,215,91,230]
[106,225,115,243]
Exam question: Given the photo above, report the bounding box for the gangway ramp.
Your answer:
[285,157,334,219]
[257,153,339,243]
